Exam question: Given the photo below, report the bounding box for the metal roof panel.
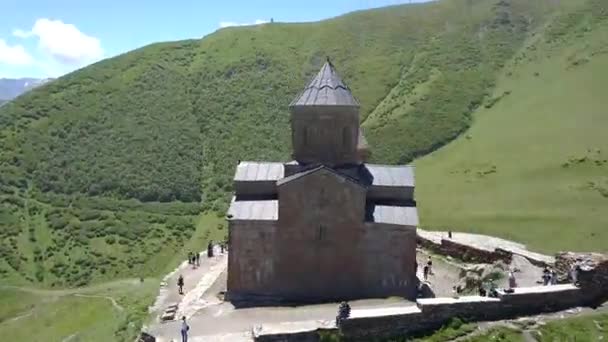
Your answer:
[366,164,415,187]
[227,197,278,221]
[234,162,285,181]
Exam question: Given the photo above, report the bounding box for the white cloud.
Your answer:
[14,18,103,66]
[219,19,269,28]
[12,29,33,38]
[0,39,34,65]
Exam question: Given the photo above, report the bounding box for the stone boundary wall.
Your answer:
[416,230,554,267]
[252,253,606,341]
[254,284,604,341]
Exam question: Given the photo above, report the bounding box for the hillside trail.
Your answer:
[149,245,228,317]
[0,277,145,296]
[0,277,147,323]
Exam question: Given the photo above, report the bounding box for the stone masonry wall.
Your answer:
[255,279,608,341]
[417,234,512,264]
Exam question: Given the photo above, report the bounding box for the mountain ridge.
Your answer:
[0,77,53,102]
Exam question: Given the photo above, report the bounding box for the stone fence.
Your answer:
[254,253,608,341]
[416,229,555,267]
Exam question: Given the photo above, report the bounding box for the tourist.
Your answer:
[423,264,430,281]
[207,241,214,258]
[336,302,351,327]
[478,283,487,297]
[187,251,192,265]
[195,252,200,266]
[571,261,581,285]
[427,256,433,275]
[542,267,551,286]
[180,316,190,342]
[488,279,499,298]
[177,275,184,295]
[452,285,461,298]
[508,271,517,289]
[550,269,558,285]
[220,243,225,254]
[448,231,452,239]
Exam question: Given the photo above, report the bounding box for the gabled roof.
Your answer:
[290,59,359,107]
[234,161,284,182]
[276,165,363,188]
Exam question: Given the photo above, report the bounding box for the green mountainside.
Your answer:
[0,0,556,289]
[417,0,608,253]
[0,0,607,340]
[0,0,605,290]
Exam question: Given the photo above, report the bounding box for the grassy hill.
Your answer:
[0,0,571,289]
[0,0,607,340]
[417,0,608,253]
[0,0,605,290]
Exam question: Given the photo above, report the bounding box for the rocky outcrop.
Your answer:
[555,252,608,305]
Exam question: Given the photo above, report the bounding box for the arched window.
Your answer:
[343,126,351,147]
[302,127,308,146]
[317,225,326,241]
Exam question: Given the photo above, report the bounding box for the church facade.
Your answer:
[226,60,419,304]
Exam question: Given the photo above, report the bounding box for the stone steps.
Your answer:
[160,303,179,322]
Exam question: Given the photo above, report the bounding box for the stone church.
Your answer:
[226,60,419,304]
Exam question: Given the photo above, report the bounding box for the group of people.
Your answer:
[176,241,228,296]
[187,251,201,268]
[542,266,558,286]
[478,278,499,297]
[415,256,434,281]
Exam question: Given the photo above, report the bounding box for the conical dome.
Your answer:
[290,59,359,107]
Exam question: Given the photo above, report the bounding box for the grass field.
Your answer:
[0,279,158,342]
[416,13,608,253]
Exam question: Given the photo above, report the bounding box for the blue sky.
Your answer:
[0,0,430,78]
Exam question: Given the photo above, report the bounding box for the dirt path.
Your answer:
[73,293,124,311]
[148,246,228,320]
[0,277,144,296]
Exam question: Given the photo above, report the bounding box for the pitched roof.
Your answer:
[369,204,419,226]
[290,60,359,107]
[227,197,278,221]
[276,165,363,187]
[365,164,415,187]
[234,161,284,181]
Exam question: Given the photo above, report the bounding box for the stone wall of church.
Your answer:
[275,169,368,301]
[227,220,277,302]
[290,106,360,166]
[361,223,418,299]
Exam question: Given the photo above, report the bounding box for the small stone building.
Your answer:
[226,60,419,304]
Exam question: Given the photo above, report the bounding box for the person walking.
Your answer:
[571,261,581,285]
[427,256,433,275]
[542,267,551,286]
[187,251,192,265]
[508,270,517,289]
[195,252,200,267]
[423,264,430,281]
[550,269,558,285]
[180,316,190,342]
[177,274,184,295]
